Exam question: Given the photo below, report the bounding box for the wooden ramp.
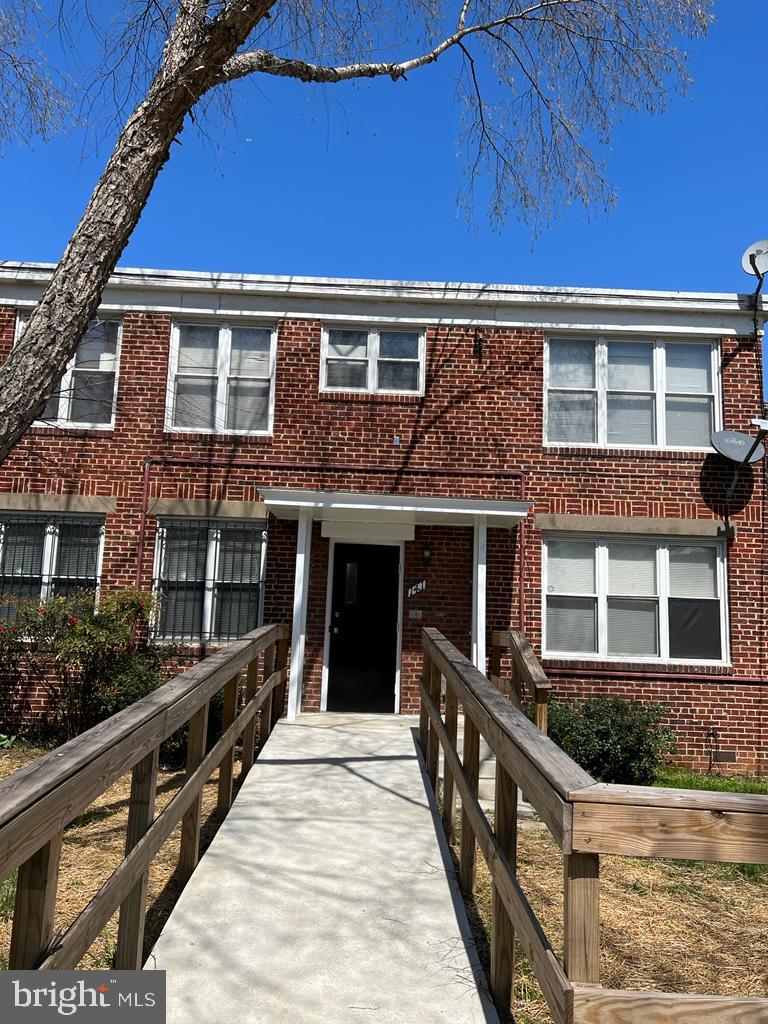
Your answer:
[146,714,499,1024]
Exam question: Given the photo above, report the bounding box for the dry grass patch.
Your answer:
[0,744,235,970]
[456,820,768,1024]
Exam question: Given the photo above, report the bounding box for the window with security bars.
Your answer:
[545,337,718,449]
[153,519,267,642]
[543,536,726,663]
[321,327,424,394]
[23,318,121,428]
[0,516,104,617]
[168,322,276,435]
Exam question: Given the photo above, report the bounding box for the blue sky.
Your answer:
[2,0,766,298]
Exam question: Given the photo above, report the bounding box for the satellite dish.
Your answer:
[712,430,765,464]
[741,239,768,277]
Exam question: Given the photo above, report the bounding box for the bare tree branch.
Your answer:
[0,0,713,462]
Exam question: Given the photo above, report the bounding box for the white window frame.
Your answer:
[152,518,267,643]
[319,325,426,396]
[543,336,722,451]
[0,516,106,603]
[541,533,729,666]
[165,321,278,436]
[16,315,123,431]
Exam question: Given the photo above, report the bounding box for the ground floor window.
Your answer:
[0,514,104,616]
[542,534,727,663]
[153,518,267,642]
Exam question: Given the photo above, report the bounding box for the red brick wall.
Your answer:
[1,309,765,772]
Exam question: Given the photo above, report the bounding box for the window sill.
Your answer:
[28,424,115,438]
[319,390,423,404]
[543,444,713,461]
[543,657,732,676]
[161,430,274,445]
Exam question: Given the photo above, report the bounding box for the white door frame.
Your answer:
[321,538,405,713]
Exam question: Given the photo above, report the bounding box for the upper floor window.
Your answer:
[321,327,425,395]
[0,514,104,617]
[26,318,121,429]
[544,337,719,449]
[167,322,277,435]
[152,518,267,642]
[542,534,727,664]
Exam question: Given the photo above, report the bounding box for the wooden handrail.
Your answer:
[0,623,290,971]
[491,629,551,734]
[420,627,768,1022]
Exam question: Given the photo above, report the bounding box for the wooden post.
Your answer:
[241,655,260,777]
[564,852,600,985]
[116,747,159,969]
[426,660,441,793]
[489,637,502,690]
[535,691,549,736]
[178,701,209,883]
[442,685,459,843]
[459,715,480,893]
[216,675,240,818]
[9,832,63,968]
[259,644,276,753]
[490,760,518,1010]
[419,655,431,755]
[273,634,289,726]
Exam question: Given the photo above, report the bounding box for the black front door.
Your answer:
[327,543,400,712]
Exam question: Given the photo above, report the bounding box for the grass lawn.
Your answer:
[655,763,768,795]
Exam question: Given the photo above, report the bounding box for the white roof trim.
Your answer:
[0,261,760,316]
[259,488,531,528]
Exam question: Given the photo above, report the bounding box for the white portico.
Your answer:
[259,488,531,719]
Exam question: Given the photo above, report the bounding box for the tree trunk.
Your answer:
[0,3,272,464]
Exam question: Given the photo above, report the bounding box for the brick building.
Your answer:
[0,262,765,772]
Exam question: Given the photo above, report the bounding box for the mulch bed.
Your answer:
[0,746,235,969]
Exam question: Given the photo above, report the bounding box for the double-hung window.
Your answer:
[168,323,277,434]
[321,327,424,394]
[0,515,104,617]
[545,337,718,448]
[23,318,121,428]
[543,535,727,663]
[153,519,267,642]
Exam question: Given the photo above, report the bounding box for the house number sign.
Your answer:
[408,580,427,598]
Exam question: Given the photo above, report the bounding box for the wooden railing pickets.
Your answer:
[179,702,210,883]
[426,661,441,792]
[8,831,63,970]
[490,759,517,1011]
[115,747,158,969]
[441,684,458,843]
[217,675,240,818]
[490,629,552,735]
[240,655,260,777]
[0,622,290,970]
[419,626,768,1023]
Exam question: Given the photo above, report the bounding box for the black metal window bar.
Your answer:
[153,518,267,643]
[0,515,104,618]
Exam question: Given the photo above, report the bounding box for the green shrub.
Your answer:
[0,589,185,760]
[544,696,676,786]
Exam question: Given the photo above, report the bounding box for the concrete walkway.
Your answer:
[147,714,499,1024]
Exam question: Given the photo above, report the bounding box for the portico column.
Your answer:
[471,515,487,673]
[287,509,312,721]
